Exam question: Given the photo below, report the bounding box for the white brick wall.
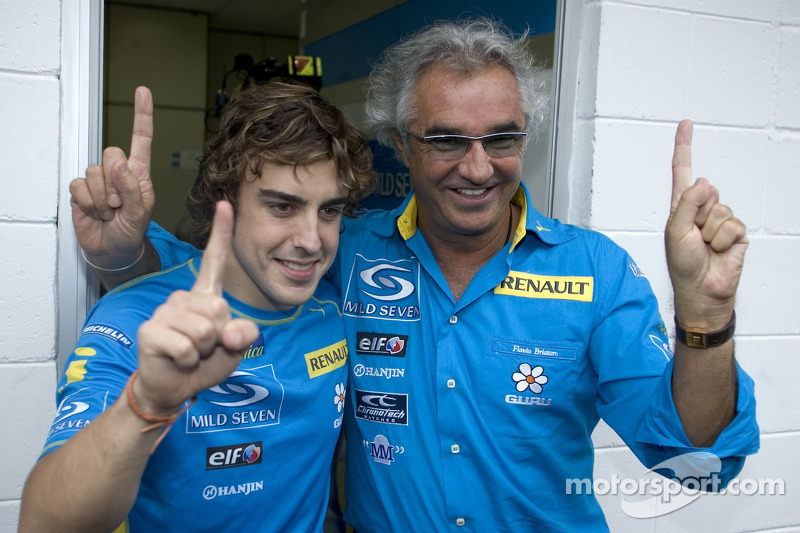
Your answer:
[578,1,800,531]
[0,0,60,531]
[0,1,795,532]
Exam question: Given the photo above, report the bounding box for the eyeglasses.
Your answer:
[404,129,527,160]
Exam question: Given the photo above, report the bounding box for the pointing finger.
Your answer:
[671,119,694,213]
[128,86,153,182]
[193,201,233,295]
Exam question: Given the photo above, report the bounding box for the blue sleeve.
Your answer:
[590,243,759,488]
[632,359,758,485]
[40,294,146,458]
[147,221,201,269]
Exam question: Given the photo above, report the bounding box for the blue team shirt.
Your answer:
[330,184,758,532]
[43,257,348,532]
[143,184,759,532]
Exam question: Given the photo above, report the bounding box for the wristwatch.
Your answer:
[675,311,736,349]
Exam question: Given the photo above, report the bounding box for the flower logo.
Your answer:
[512,363,548,394]
[334,382,347,413]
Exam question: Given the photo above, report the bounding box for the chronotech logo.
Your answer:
[354,389,408,425]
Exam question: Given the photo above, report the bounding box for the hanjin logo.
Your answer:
[353,364,405,380]
[356,332,408,357]
[355,389,408,425]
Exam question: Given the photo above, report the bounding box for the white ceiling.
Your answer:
[107,0,327,37]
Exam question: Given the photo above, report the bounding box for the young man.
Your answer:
[19,82,375,532]
[65,18,758,532]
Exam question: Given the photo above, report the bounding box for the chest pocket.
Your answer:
[480,337,585,440]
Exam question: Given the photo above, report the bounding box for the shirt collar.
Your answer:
[514,182,575,248]
[380,183,575,246]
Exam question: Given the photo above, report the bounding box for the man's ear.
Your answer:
[390,128,411,167]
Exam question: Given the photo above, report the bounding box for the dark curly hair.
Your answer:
[187,81,376,248]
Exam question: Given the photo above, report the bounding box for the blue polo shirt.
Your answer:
[329,184,758,532]
[43,258,348,532]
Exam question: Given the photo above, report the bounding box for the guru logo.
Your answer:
[505,363,553,407]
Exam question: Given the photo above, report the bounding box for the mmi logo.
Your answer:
[365,434,405,465]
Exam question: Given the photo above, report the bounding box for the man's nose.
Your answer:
[291,213,323,252]
[457,140,493,182]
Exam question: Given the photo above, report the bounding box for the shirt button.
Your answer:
[446,379,456,389]
[451,444,460,454]
[456,518,466,527]
[449,316,458,324]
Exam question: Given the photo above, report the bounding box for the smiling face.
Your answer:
[222,159,347,310]
[397,65,526,245]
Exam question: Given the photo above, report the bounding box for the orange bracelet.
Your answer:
[125,370,197,454]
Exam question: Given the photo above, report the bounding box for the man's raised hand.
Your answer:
[665,119,748,328]
[133,202,259,416]
[70,86,155,269]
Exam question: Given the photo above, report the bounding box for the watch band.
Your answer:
[675,311,736,349]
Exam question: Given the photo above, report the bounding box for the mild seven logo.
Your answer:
[343,255,421,322]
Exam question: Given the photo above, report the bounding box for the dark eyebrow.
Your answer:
[258,188,349,208]
[258,189,306,205]
[424,121,524,136]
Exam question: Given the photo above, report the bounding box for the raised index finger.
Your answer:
[129,86,153,179]
[194,201,233,295]
[671,119,694,212]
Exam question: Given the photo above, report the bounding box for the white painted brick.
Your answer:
[593,433,797,532]
[0,363,57,501]
[686,124,768,233]
[735,236,800,335]
[624,0,780,22]
[781,0,800,25]
[590,120,765,233]
[590,121,678,231]
[0,500,21,533]
[776,27,800,129]
[765,130,800,233]
[688,17,776,127]
[0,0,60,72]
[575,3,602,121]
[557,118,595,226]
[0,75,59,221]
[592,419,627,449]
[594,5,691,121]
[0,222,56,363]
[736,337,800,434]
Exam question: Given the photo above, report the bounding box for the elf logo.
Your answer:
[356,332,408,357]
[206,442,262,470]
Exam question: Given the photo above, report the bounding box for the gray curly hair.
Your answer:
[363,17,550,160]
